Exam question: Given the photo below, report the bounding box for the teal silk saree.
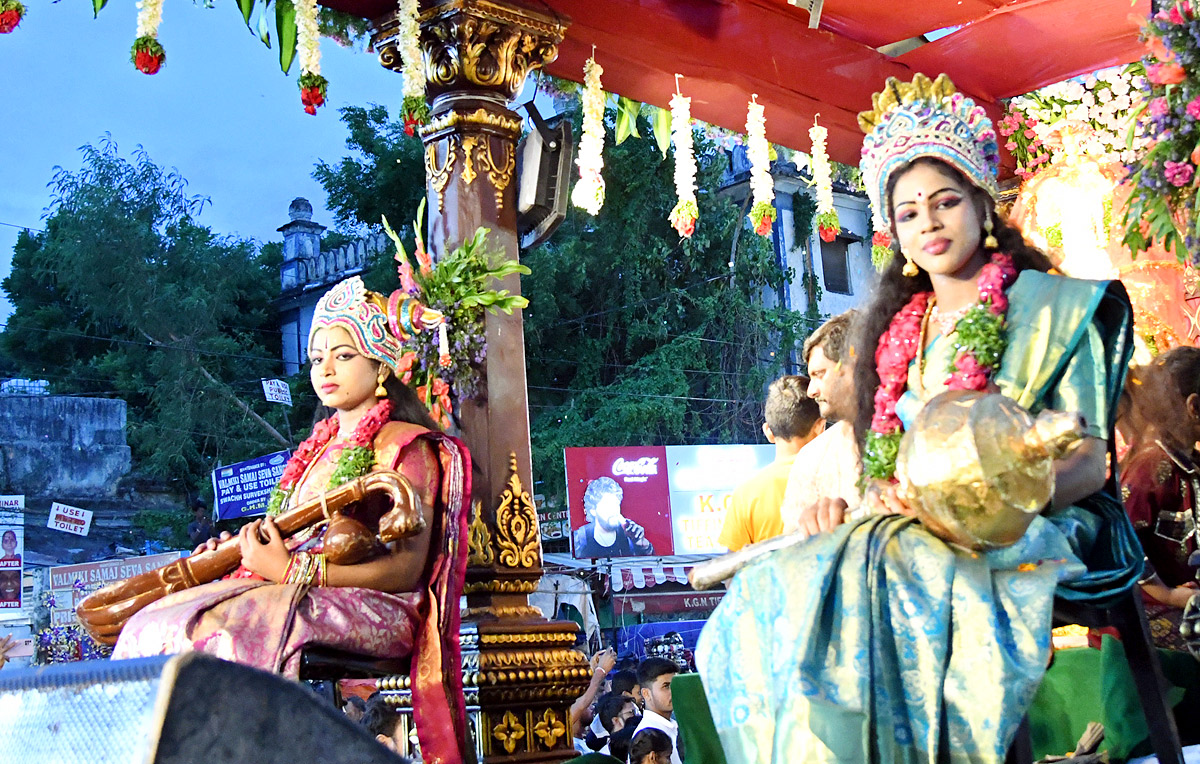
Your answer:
[697,272,1143,764]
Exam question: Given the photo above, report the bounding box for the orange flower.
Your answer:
[1147,62,1186,85]
[430,378,450,396]
[1147,35,1173,62]
[1190,144,1200,166]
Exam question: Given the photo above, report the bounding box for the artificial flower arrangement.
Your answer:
[131,0,166,75]
[397,0,428,134]
[1001,66,1145,179]
[809,117,839,242]
[383,200,531,428]
[1123,1,1200,260]
[746,95,777,236]
[0,0,24,34]
[668,86,699,238]
[36,582,112,664]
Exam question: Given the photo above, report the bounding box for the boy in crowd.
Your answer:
[632,657,683,764]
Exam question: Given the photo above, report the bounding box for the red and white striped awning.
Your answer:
[611,564,694,592]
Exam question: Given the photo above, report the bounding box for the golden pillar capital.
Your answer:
[374,0,564,106]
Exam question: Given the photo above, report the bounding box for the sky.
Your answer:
[0,3,412,327]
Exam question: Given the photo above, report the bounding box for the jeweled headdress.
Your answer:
[859,73,1000,227]
[309,276,441,373]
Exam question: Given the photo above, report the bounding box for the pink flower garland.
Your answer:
[267,398,394,514]
[862,252,1017,480]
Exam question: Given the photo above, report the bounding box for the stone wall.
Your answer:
[0,396,131,498]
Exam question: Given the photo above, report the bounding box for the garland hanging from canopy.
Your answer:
[396,0,427,133]
[131,0,165,75]
[668,77,698,238]
[746,95,776,237]
[295,0,327,115]
[0,0,24,34]
[571,52,606,216]
[809,117,839,243]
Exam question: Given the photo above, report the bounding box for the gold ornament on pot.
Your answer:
[895,390,1086,551]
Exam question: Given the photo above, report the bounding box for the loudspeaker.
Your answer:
[516,104,573,251]
[0,654,403,764]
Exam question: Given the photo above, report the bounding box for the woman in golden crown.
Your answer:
[697,75,1143,763]
[113,275,470,764]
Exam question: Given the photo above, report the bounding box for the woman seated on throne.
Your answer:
[698,74,1142,764]
[114,276,470,763]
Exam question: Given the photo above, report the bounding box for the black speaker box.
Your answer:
[0,654,404,764]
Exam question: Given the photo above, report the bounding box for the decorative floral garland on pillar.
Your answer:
[296,0,327,115]
[746,95,776,236]
[0,0,24,34]
[809,117,840,242]
[397,0,428,135]
[668,79,699,238]
[131,0,166,75]
[571,52,606,216]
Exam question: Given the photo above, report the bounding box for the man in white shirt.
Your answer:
[632,657,683,764]
[780,311,863,535]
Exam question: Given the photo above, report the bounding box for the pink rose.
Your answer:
[1165,160,1195,187]
[1150,97,1170,118]
[1188,97,1200,120]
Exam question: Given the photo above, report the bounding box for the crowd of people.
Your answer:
[565,654,686,764]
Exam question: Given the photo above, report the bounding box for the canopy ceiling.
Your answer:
[325,0,1150,165]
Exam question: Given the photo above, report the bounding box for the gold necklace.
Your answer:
[930,300,970,336]
[914,297,935,398]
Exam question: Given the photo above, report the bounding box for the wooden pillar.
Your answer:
[374,3,590,762]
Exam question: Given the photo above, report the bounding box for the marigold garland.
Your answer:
[0,0,25,34]
[295,0,327,115]
[809,118,840,242]
[862,252,1017,481]
[397,0,428,134]
[571,54,606,216]
[668,88,699,238]
[131,0,165,75]
[746,95,776,236]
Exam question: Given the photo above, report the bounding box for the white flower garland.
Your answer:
[746,95,776,235]
[397,0,423,103]
[668,90,699,237]
[809,117,840,241]
[295,0,321,77]
[571,55,606,216]
[135,0,162,39]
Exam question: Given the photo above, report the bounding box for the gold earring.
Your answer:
[983,214,999,250]
[901,250,919,277]
[375,371,389,399]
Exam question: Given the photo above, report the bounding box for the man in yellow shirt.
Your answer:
[718,375,823,551]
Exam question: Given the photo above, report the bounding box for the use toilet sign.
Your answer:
[47,502,93,537]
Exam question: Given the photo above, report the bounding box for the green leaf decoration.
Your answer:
[257,5,272,47]
[92,0,108,18]
[614,96,642,145]
[276,0,297,75]
[237,0,255,27]
[651,106,671,158]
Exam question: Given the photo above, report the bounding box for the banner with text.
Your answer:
[49,552,187,626]
[564,444,773,558]
[48,502,93,537]
[261,379,293,406]
[0,501,24,611]
[212,450,291,521]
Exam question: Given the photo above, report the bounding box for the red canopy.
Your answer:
[326,0,1149,164]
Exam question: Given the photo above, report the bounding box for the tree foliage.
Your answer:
[1,139,289,493]
[523,109,805,501]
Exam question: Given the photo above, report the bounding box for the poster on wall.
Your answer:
[564,447,673,558]
[664,445,775,555]
[0,497,25,611]
[564,445,775,559]
[48,551,186,626]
